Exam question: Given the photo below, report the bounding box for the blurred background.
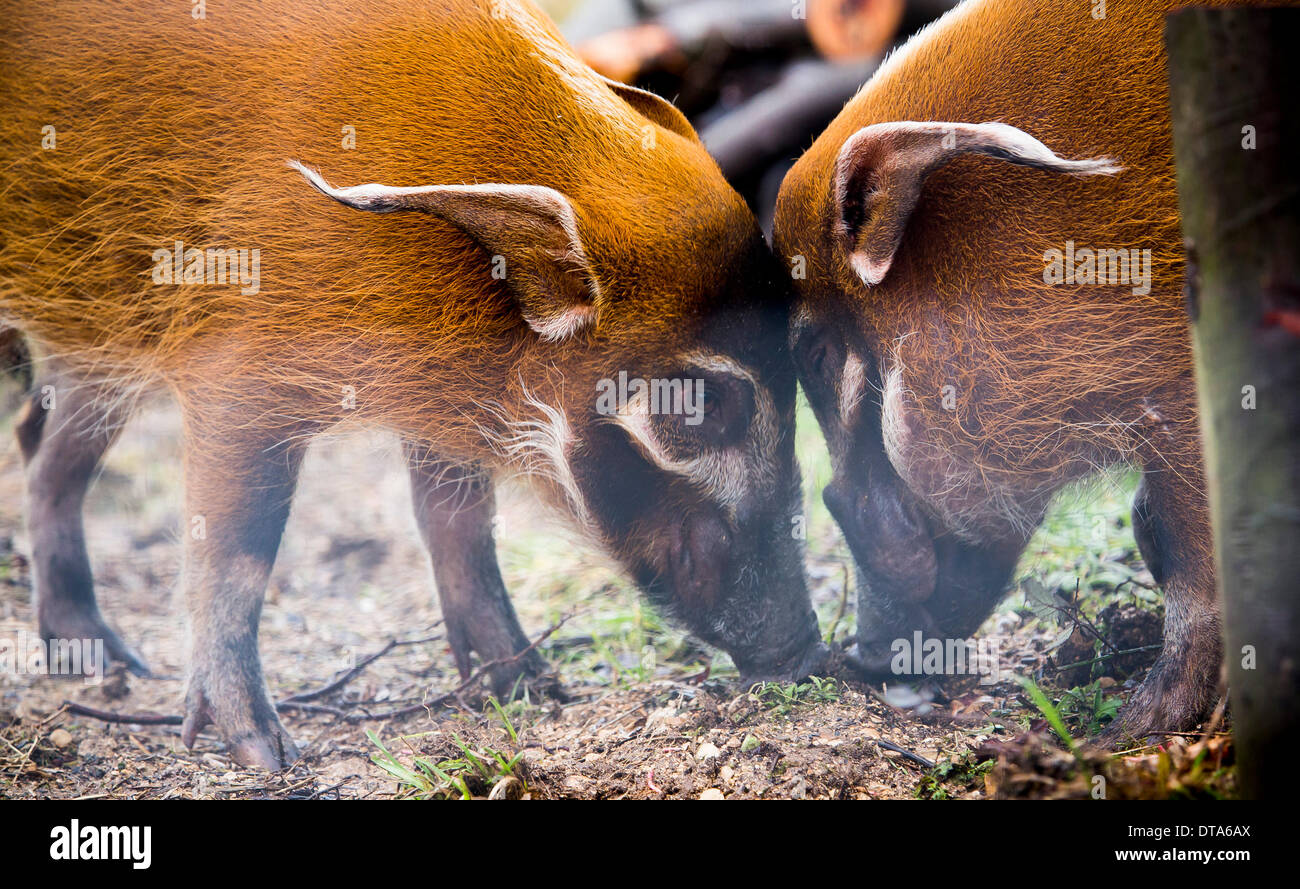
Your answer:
[553,0,960,232]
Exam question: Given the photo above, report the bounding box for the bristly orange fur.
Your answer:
[0,0,753,477]
[773,0,1262,544]
[773,0,1299,739]
[1,0,828,768]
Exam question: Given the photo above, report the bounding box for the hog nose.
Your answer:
[737,631,830,684]
[795,640,832,677]
[823,479,937,602]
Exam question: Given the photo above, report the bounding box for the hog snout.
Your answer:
[738,634,831,685]
[666,509,825,684]
[823,478,937,602]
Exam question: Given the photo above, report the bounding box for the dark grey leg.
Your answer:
[404,442,560,699]
[16,369,148,675]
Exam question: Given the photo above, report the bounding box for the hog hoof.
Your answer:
[226,730,301,771]
[182,677,299,770]
[38,607,151,678]
[1091,657,1218,750]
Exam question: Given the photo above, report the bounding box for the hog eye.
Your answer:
[686,373,753,449]
[797,329,841,390]
[808,343,828,379]
[701,386,720,417]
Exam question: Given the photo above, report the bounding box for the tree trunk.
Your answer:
[1166,7,1300,799]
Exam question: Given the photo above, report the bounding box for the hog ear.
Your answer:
[289,161,601,342]
[832,122,1122,287]
[599,75,699,142]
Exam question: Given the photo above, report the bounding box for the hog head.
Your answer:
[294,119,828,684]
[776,119,1121,671]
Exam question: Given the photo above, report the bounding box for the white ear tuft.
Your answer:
[529,304,599,343]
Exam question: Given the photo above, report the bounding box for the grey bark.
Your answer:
[1166,7,1300,799]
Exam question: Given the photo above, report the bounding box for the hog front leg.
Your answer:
[403,442,561,700]
[1100,470,1222,745]
[179,411,309,770]
[15,367,149,675]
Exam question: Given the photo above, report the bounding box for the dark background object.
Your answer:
[565,0,962,232]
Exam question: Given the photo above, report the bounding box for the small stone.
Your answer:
[489,776,524,800]
[740,734,760,753]
[48,728,73,748]
[882,684,930,710]
[645,706,685,735]
[695,742,720,762]
[699,788,725,800]
[719,765,735,782]
[563,774,592,793]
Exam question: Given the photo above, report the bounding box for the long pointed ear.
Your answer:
[833,122,1121,286]
[289,161,601,342]
[599,75,698,142]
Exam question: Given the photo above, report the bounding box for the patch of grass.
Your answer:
[751,675,840,717]
[484,696,523,744]
[576,603,681,686]
[917,754,996,800]
[794,393,838,548]
[1005,468,1155,626]
[1052,680,1124,736]
[368,730,524,800]
[1158,744,1234,800]
[1019,677,1077,754]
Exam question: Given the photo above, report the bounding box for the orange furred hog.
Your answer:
[773,0,1289,741]
[1,0,826,768]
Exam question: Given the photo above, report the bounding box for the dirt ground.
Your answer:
[0,398,1232,800]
